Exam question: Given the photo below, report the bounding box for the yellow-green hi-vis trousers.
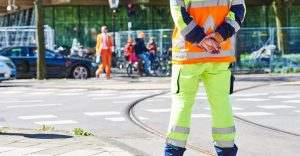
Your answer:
[166,62,236,148]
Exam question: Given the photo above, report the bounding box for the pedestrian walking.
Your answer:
[147,37,158,74]
[135,32,150,76]
[95,26,113,79]
[165,0,246,156]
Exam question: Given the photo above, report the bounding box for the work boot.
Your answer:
[214,144,238,156]
[165,144,186,156]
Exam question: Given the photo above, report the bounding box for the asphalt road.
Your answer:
[0,79,300,156]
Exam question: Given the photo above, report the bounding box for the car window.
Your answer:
[3,48,26,57]
[28,49,55,58]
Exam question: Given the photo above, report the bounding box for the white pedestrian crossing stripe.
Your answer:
[146,109,171,113]
[18,115,57,120]
[27,92,54,95]
[204,107,243,110]
[268,95,300,99]
[231,93,269,97]
[235,112,274,116]
[0,100,43,104]
[257,105,295,109]
[236,98,270,102]
[86,94,116,97]
[34,120,78,125]
[104,117,125,122]
[283,100,300,103]
[294,110,300,113]
[56,93,84,96]
[191,114,211,118]
[113,101,131,104]
[84,111,120,116]
[7,104,62,108]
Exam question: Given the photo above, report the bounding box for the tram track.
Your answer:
[124,83,300,155]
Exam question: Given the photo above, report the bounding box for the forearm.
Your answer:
[216,0,246,40]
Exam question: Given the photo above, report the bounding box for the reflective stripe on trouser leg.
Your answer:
[200,63,236,148]
[166,64,201,148]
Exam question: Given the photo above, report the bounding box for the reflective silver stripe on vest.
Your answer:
[214,140,235,148]
[212,126,236,134]
[172,37,186,51]
[203,15,216,33]
[181,20,197,37]
[171,126,190,134]
[166,138,187,148]
[170,0,185,7]
[189,0,229,8]
[226,17,240,32]
[232,0,244,5]
[172,50,235,59]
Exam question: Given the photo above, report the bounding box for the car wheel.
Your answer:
[72,65,89,79]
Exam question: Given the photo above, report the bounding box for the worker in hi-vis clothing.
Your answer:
[165,0,246,156]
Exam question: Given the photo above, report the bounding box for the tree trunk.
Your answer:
[272,0,293,54]
[34,0,46,80]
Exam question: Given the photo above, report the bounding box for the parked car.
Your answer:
[0,56,16,82]
[0,46,97,79]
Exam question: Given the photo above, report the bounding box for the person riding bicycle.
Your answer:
[135,32,150,76]
[124,38,135,64]
[147,37,158,75]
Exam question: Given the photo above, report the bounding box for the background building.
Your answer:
[0,0,300,47]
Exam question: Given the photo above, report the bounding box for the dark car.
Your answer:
[0,46,97,79]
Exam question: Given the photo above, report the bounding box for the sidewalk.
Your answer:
[0,127,133,156]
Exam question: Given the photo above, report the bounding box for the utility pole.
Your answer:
[34,0,46,80]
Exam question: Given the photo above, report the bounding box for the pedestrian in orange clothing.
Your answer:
[96,26,113,79]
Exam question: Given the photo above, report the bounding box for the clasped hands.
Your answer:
[197,32,224,55]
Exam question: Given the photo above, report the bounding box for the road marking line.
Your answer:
[117,95,147,98]
[257,105,295,109]
[204,107,243,110]
[34,120,78,125]
[231,93,269,97]
[268,95,300,99]
[235,112,274,116]
[18,115,57,120]
[27,92,54,95]
[7,104,62,108]
[56,149,101,156]
[84,111,121,116]
[295,110,300,113]
[145,99,165,102]
[0,147,45,156]
[283,100,300,103]
[56,93,84,96]
[113,101,130,104]
[138,116,149,120]
[235,98,270,102]
[59,89,87,92]
[191,114,211,118]
[87,94,116,97]
[0,100,43,104]
[104,117,125,122]
[1,91,24,94]
[92,97,112,100]
[146,109,171,113]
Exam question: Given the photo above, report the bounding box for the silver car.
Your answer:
[0,56,16,82]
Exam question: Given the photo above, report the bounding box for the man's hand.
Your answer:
[198,38,221,54]
[205,32,224,44]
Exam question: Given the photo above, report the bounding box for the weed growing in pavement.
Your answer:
[39,125,55,131]
[71,128,94,136]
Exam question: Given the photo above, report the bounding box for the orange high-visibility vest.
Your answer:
[171,0,246,64]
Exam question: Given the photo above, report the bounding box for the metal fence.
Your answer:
[0,25,55,50]
[113,27,300,73]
